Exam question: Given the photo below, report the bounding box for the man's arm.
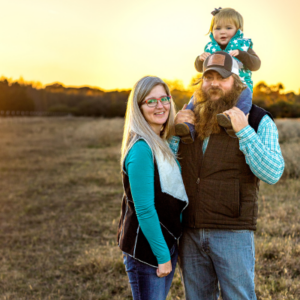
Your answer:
[224,107,285,184]
[236,115,284,184]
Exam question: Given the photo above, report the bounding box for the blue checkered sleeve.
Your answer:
[236,115,285,184]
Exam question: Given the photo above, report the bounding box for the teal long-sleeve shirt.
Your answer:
[124,140,179,264]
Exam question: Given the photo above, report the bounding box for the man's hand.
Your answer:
[199,52,211,61]
[156,260,172,278]
[229,50,239,57]
[223,107,249,133]
[175,104,195,125]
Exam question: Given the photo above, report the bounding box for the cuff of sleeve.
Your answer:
[168,136,180,155]
[236,50,247,60]
[157,252,171,264]
[170,136,180,143]
[236,125,257,145]
[195,56,203,72]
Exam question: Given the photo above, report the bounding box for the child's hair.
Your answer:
[209,8,244,33]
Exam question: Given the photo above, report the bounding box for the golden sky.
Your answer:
[1,0,300,92]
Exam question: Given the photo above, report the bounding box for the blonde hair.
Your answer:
[209,8,244,33]
[121,76,176,168]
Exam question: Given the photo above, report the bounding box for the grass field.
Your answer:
[0,117,299,300]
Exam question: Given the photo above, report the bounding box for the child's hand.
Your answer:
[199,52,211,61]
[229,50,239,57]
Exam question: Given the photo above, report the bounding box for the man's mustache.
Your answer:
[207,87,224,95]
[208,87,222,92]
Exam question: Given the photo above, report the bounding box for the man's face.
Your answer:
[202,71,234,101]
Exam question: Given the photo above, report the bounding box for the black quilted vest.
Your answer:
[117,146,187,267]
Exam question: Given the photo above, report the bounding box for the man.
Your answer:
[174,51,285,300]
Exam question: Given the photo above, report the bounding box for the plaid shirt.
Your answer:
[169,115,285,184]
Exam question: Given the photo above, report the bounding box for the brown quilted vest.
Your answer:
[179,128,259,230]
[178,104,275,230]
[179,105,273,230]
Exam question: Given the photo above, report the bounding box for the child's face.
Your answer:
[213,22,237,46]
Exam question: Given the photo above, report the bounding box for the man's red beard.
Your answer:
[194,83,243,140]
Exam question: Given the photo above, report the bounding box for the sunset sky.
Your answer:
[1,0,300,92]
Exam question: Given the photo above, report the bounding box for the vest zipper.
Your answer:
[195,140,206,226]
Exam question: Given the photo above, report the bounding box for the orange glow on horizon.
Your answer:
[1,0,300,93]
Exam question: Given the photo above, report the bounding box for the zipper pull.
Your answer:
[196,178,200,184]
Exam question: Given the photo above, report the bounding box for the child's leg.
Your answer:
[235,87,252,115]
[185,96,194,110]
[217,87,252,129]
[184,96,196,139]
[175,96,196,143]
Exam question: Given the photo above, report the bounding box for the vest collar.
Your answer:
[123,137,188,203]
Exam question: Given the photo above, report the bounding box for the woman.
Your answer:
[117,76,188,300]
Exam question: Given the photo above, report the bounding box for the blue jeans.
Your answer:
[236,86,252,115]
[185,87,253,141]
[123,244,178,300]
[178,228,256,300]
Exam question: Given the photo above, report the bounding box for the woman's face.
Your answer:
[140,85,170,135]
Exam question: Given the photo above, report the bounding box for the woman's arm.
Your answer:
[125,140,170,264]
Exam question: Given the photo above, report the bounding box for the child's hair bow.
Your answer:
[211,7,222,16]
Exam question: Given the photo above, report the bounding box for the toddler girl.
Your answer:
[176,7,261,141]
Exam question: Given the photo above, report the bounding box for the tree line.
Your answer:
[0,77,299,118]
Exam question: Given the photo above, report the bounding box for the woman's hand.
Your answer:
[199,52,211,61]
[156,260,172,278]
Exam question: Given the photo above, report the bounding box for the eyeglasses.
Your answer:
[141,95,171,107]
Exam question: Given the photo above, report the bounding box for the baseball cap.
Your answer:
[203,51,240,79]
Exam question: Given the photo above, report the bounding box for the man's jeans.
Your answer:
[123,243,178,300]
[178,228,256,300]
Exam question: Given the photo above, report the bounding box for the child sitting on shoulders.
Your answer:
[176,7,261,142]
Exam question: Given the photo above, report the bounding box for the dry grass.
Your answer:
[0,117,299,300]
[0,117,129,299]
[275,119,300,179]
[275,119,300,144]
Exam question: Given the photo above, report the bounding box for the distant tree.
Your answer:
[268,101,300,118]
[0,79,35,112]
[0,76,299,118]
